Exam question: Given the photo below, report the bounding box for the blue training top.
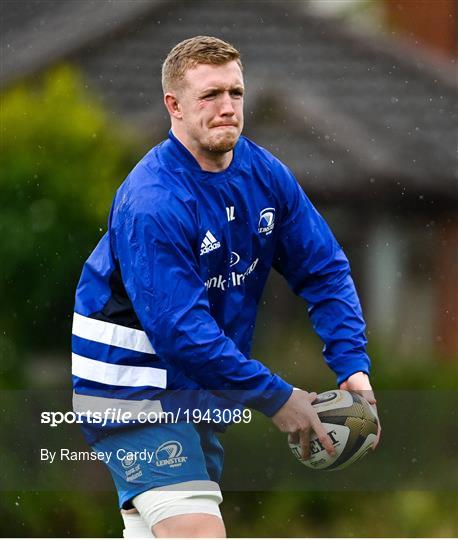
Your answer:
[72,130,370,443]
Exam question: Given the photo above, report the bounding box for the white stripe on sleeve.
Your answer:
[72,312,155,354]
[72,353,167,388]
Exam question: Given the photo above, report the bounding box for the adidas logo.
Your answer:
[200,230,221,255]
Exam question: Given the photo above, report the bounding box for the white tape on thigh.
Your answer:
[132,480,223,530]
[121,511,155,538]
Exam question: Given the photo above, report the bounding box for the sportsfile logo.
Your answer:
[258,208,275,235]
[155,441,188,468]
[205,258,259,291]
[200,230,221,255]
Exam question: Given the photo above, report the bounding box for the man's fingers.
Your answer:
[307,392,318,403]
[368,401,381,451]
[318,432,336,457]
[353,389,376,404]
[299,428,311,460]
[371,422,382,450]
[369,402,379,417]
[366,392,377,405]
[288,432,299,445]
[310,416,336,456]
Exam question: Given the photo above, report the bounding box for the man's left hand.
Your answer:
[339,371,381,450]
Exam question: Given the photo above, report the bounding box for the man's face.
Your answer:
[177,61,244,154]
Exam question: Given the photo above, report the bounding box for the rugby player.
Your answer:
[72,36,380,538]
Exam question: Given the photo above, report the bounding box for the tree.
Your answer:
[0,65,139,385]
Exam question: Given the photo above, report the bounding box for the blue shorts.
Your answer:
[92,422,224,509]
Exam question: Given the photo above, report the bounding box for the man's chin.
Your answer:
[207,134,239,153]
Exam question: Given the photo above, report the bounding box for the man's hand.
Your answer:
[272,388,336,460]
[339,371,381,450]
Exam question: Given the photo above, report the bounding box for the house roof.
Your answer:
[2,0,457,203]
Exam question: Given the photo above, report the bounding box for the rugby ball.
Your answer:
[288,390,378,471]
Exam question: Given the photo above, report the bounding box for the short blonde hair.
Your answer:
[162,36,242,93]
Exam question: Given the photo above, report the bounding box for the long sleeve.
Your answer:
[112,188,293,416]
[273,167,371,384]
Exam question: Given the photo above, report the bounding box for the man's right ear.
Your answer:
[164,93,183,119]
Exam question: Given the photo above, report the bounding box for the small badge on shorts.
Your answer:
[121,454,137,469]
[121,454,142,482]
[155,441,188,468]
[125,464,142,482]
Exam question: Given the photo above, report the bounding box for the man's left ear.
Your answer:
[164,93,183,119]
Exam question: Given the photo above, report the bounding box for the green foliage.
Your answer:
[0,65,139,384]
[221,491,458,537]
[1,490,456,537]
[1,491,120,537]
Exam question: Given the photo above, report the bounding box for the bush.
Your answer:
[0,65,139,385]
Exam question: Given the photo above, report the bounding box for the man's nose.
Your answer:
[219,92,236,115]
